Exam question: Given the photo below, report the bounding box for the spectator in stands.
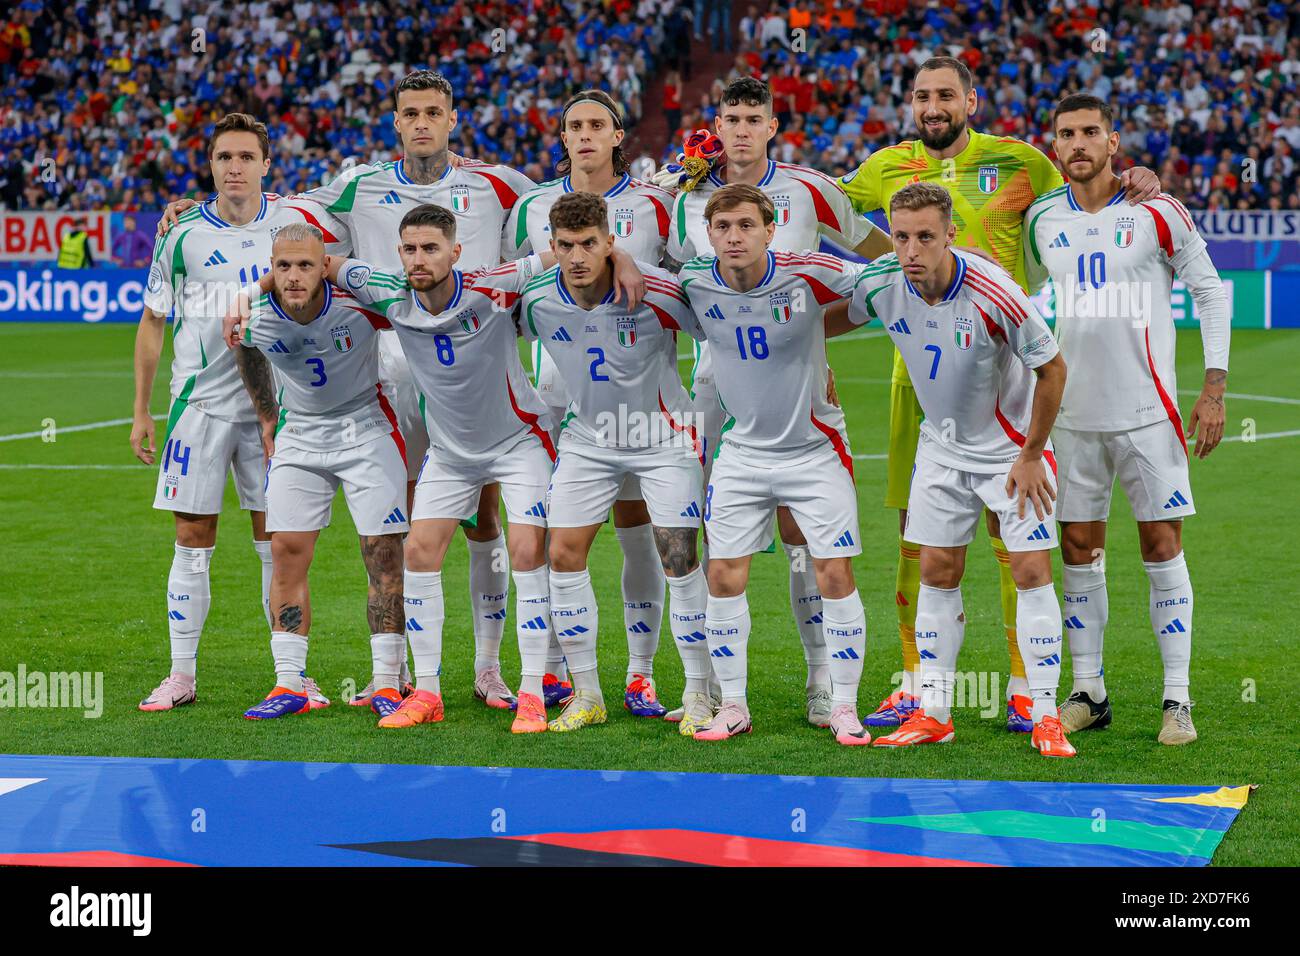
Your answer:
[112,214,152,269]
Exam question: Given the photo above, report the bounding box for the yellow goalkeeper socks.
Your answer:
[896,537,921,696]
[991,537,1028,698]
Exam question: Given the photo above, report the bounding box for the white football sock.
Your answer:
[1147,552,1193,703]
[370,632,403,693]
[1016,583,1065,723]
[616,524,665,682]
[513,566,551,700]
[916,584,964,724]
[784,543,829,689]
[467,535,508,674]
[168,543,213,679]
[550,569,600,695]
[404,569,444,694]
[1062,562,1108,700]
[822,590,867,706]
[254,539,273,627]
[271,631,307,692]
[667,566,710,695]
[705,592,750,703]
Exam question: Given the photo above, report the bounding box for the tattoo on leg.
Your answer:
[277,604,304,633]
[653,526,698,577]
[361,534,405,633]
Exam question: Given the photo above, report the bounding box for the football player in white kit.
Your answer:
[518,192,713,734]
[158,72,534,711]
[665,77,893,726]
[227,223,409,722]
[1025,94,1229,745]
[132,114,342,712]
[505,90,678,718]
[848,182,1076,758]
[324,203,645,732]
[675,184,874,747]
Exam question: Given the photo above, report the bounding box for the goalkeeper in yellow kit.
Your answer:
[840,56,1162,731]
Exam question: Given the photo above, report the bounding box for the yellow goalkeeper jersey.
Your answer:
[839,130,1064,384]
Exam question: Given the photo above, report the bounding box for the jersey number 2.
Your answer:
[588,347,609,381]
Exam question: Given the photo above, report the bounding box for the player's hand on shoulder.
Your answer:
[1120,166,1162,204]
[158,197,199,236]
[954,245,998,265]
[223,291,253,350]
[1005,453,1056,521]
[447,150,468,169]
[610,248,646,310]
[130,411,156,465]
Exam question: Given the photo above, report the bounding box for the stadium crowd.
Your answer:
[2,0,1298,215]
[0,0,679,211]
[700,0,1300,211]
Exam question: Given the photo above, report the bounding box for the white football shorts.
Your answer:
[413,434,553,526]
[1054,421,1195,523]
[265,432,409,536]
[704,441,861,560]
[153,404,266,514]
[904,447,1059,552]
[547,433,704,529]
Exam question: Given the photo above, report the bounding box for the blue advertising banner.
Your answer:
[0,268,148,322]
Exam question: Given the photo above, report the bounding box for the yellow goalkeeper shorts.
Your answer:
[885,378,923,512]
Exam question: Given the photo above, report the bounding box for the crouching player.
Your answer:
[228,222,408,721]
[520,192,713,734]
[846,183,1076,757]
[327,204,645,732]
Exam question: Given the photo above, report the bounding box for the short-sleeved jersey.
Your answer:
[506,173,675,408]
[505,173,673,265]
[849,250,1060,473]
[300,158,535,272]
[339,256,553,464]
[145,194,348,425]
[669,160,879,395]
[840,130,1065,386]
[241,283,397,452]
[679,250,862,462]
[519,262,700,451]
[1025,186,1205,433]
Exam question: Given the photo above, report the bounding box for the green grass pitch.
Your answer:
[0,322,1295,865]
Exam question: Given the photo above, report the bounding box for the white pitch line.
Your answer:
[0,414,163,443]
[1221,429,1300,443]
[0,371,134,379]
[1176,389,1300,406]
[0,463,146,470]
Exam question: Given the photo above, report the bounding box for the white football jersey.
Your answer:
[679,250,862,461]
[338,256,553,464]
[298,158,536,272]
[504,173,674,407]
[850,250,1060,473]
[144,194,348,424]
[1025,186,1215,432]
[519,262,700,450]
[667,160,878,392]
[241,283,397,452]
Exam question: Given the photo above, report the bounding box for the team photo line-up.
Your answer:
[130,56,1229,757]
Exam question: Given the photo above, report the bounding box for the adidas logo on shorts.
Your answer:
[1027,523,1052,542]
[1163,490,1189,510]
[832,530,855,548]
[383,507,407,525]
[680,501,700,518]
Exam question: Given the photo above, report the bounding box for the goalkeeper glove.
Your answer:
[650,128,725,192]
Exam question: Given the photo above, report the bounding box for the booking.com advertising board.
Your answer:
[0,209,1297,327]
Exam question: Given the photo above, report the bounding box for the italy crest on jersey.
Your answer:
[332,326,353,352]
[455,308,480,334]
[769,291,792,324]
[1114,218,1135,248]
[772,196,791,226]
[614,209,634,238]
[616,315,637,348]
[978,165,999,194]
[954,315,973,350]
[451,185,470,213]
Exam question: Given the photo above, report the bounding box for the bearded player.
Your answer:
[1025,93,1228,745]
[505,90,678,718]
[839,56,1163,732]
[159,71,534,711]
